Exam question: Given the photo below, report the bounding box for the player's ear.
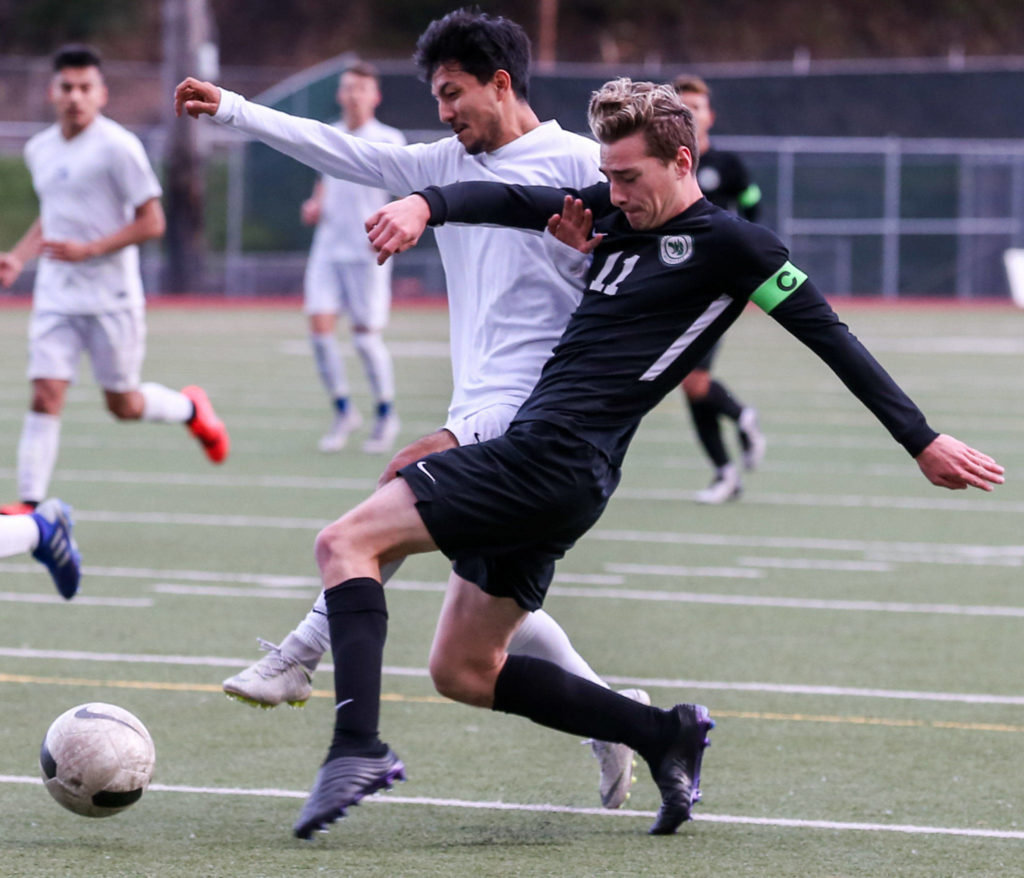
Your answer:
[492,69,512,98]
[676,145,693,177]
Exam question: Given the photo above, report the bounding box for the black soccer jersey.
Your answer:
[419,182,937,467]
[697,147,761,222]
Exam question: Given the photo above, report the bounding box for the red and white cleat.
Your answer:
[182,385,230,464]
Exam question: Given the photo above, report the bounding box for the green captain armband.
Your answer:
[738,183,762,209]
[751,261,808,313]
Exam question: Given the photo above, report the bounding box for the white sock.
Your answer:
[310,332,348,401]
[293,591,331,658]
[140,382,194,422]
[17,412,61,503]
[352,330,394,408]
[508,610,607,687]
[0,513,40,558]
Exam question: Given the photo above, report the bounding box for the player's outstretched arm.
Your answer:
[174,77,221,118]
[915,433,1004,492]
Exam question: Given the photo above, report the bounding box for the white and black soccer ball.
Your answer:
[39,702,156,818]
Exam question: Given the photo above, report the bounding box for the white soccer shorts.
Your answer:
[443,402,523,448]
[303,259,393,330]
[27,308,146,393]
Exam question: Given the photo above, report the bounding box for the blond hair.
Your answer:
[587,77,697,165]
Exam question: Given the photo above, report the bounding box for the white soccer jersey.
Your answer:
[24,115,162,314]
[310,118,406,264]
[214,90,603,423]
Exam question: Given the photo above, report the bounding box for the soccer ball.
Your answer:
[39,702,156,818]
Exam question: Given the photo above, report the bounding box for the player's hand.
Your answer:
[366,194,431,265]
[546,196,603,255]
[915,433,1005,491]
[376,429,457,489]
[41,239,95,262]
[300,197,321,226]
[0,253,23,288]
[174,77,221,118]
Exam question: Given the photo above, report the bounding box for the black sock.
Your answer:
[704,379,743,421]
[324,578,389,759]
[492,655,670,765]
[687,397,730,468]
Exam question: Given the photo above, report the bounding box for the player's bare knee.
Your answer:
[314,520,351,572]
[106,394,142,420]
[428,658,484,705]
[682,370,711,400]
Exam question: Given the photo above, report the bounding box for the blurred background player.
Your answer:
[0,498,81,599]
[672,74,765,504]
[300,62,405,454]
[0,45,229,515]
[178,9,649,811]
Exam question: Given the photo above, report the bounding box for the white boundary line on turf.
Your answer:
[4,646,1024,705]
[3,775,1022,840]
[150,579,1024,620]
[0,592,151,607]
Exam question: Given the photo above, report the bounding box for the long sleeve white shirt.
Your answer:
[214,89,603,424]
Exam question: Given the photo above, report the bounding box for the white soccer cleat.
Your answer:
[737,406,766,471]
[317,406,363,453]
[695,463,742,505]
[222,638,314,708]
[362,412,400,454]
[590,687,651,809]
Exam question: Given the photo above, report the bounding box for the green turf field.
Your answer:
[0,300,1022,877]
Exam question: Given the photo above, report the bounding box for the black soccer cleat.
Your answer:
[647,703,714,835]
[293,748,406,839]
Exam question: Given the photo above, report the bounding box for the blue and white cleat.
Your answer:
[31,498,81,600]
[647,703,714,835]
[294,748,406,839]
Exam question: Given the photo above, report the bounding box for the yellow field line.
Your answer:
[0,673,449,704]
[2,673,1019,732]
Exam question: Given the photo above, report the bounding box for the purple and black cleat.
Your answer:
[647,703,714,835]
[293,748,406,839]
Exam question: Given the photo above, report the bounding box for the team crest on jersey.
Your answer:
[659,234,693,266]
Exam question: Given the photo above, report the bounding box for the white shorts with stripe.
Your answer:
[27,308,146,392]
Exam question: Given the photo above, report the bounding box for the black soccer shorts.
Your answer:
[399,420,620,611]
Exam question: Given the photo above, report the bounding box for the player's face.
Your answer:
[50,65,107,137]
[337,72,381,128]
[430,63,504,155]
[677,90,714,150]
[601,132,690,230]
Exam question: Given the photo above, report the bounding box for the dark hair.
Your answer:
[53,44,103,72]
[414,8,531,100]
[343,61,381,84]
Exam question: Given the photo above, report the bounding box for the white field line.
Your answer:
[614,487,1024,514]
[6,645,1024,706]
[0,592,151,607]
[604,563,763,578]
[591,529,1024,560]
[2,774,1022,840]
[734,557,894,572]
[0,564,622,589]
[0,468,377,492]
[19,505,1024,535]
[1,463,1020,514]
[5,645,1024,709]
[126,580,1024,619]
